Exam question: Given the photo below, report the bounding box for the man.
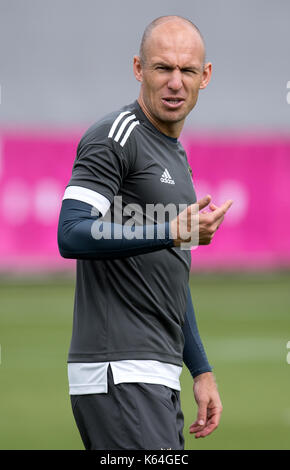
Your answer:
[58,15,232,450]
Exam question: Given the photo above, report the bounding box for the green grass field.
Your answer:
[0,271,289,450]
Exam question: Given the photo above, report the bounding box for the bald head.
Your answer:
[139,15,206,66]
[133,15,212,138]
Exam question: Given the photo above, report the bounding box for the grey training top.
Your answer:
[66,100,197,366]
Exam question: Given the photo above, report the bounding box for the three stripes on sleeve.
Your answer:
[108,111,139,147]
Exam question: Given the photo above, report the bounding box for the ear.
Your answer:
[133,55,143,82]
[199,62,212,90]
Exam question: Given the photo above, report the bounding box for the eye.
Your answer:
[156,66,170,71]
[182,69,197,75]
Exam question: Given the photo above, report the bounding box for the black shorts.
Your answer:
[70,365,184,450]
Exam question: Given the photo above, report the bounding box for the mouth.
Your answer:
[161,97,185,109]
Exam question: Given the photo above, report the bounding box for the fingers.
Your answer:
[174,197,233,247]
[193,407,221,438]
[198,198,233,217]
[211,199,233,221]
[222,199,233,212]
[189,421,206,434]
[189,419,218,438]
[196,195,211,211]
[209,203,218,211]
[189,407,222,439]
[192,420,218,438]
[192,402,207,430]
[189,401,208,437]
[219,199,233,214]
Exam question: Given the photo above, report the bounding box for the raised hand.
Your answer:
[170,195,233,247]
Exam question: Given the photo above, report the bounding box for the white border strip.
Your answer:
[63,186,111,216]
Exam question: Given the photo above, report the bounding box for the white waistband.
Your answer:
[68,360,182,395]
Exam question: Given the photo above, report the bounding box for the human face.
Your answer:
[134,21,212,137]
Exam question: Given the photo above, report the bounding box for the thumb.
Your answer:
[196,195,211,211]
[192,402,207,428]
[197,405,207,426]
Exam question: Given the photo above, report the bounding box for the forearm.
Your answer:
[58,199,174,260]
[182,285,212,378]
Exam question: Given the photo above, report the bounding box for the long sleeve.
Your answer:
[57,198,174,260]
[182,285,213,378]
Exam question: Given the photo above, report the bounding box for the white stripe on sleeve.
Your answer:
[63,186,111,216]
[114,114,136,142]
[120,120,140,147]
[108,111,131,138]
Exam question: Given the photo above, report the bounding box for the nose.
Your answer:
[167,69,183,91]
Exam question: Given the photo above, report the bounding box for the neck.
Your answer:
[137,95,184,139]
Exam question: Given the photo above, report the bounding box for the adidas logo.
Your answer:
[160,169,175,185]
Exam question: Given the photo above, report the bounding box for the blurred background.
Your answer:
[0,0,289,450]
